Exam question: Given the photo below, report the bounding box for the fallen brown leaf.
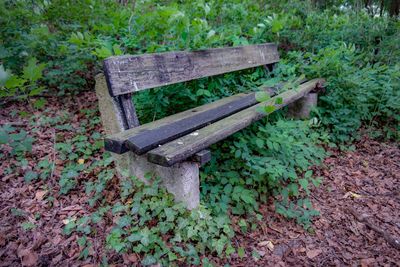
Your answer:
[35,190,47,201]
[258,240,274,251]
[17,248,38,267]
[306,248,322,259]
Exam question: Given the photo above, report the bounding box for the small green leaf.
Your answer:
[24,171,38,183]
[225,244,235,256]
[33,98,46,109]
[256,106,265,114]
[240,192,254,204]
[77,236,87,247]
[21,221,36,231]
[141,255,157,266]
[168,252,177,261]
[112,44,123,55]
[275,97,283,105]
[207,30,216,39]
[255,91,270,102]
[238,247,245,258]
[255,138,264,148]
[264,105,275,114]
[252,249,261,260]
[311,177,323,187]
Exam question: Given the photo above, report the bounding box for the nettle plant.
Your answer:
[0,58,46,108]
[65,176,234,265]
[281,43,400,143]
[202,119,328,228]
[0,125,36,180]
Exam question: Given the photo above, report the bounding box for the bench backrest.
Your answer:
[102,43,279,129]
[103,43,279,97]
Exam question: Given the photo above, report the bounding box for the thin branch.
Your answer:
[348,208,400,250]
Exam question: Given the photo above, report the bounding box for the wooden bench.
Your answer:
[95,43,324,209]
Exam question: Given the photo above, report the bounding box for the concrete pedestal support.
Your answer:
[95,74,200,209]
[287,92,318,119]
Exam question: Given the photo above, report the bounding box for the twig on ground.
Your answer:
[50,129,56,180]
[348,207,400,250]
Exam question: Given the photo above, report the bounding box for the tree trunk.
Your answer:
[389,0,400,17]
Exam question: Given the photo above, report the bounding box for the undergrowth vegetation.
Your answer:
[1,0,399,265]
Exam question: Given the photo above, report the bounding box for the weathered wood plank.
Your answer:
[103,43,279,96]
[190,150,211,166]
[147,79,325,167]
[118,93,140,129]
[104,83,284,154]
[105,93,248,154]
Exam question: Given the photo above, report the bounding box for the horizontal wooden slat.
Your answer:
[104,84,283,155]
[147,79,325,167]
[105,93,248,154]
[190,150,211,166]
[103,43,279,96]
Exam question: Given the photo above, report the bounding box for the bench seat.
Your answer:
[104,85,280,155]
[147,79,324,166]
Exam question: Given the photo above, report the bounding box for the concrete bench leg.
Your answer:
[287,92,318,119]
[95,74,200,209]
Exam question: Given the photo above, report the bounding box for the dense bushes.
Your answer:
[1,0,399,264]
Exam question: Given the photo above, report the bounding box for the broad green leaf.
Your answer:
[5,75,26,89]
[23,58,45,82]
[255,91,270,102]
[225,244,235,256]
[0,65,10,86]
[94,47,113,59]
[299,178,309,191]
[0,130,8,144]
[289,183,299,196]
[112,44,123,55]
[240,192,254,204]
[29,86,44,96]
[264,105,275,114]
[271,19,284,33]
[262,78,280,87]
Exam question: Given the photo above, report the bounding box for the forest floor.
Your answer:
[0,92,399,266]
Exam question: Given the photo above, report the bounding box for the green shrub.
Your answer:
[202,119,328,227]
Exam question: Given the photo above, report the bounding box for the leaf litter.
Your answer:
[0,92,399,266]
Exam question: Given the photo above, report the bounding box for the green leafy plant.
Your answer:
[0,125,34,158]
[201,119,328,227]
[1,58,46,107]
